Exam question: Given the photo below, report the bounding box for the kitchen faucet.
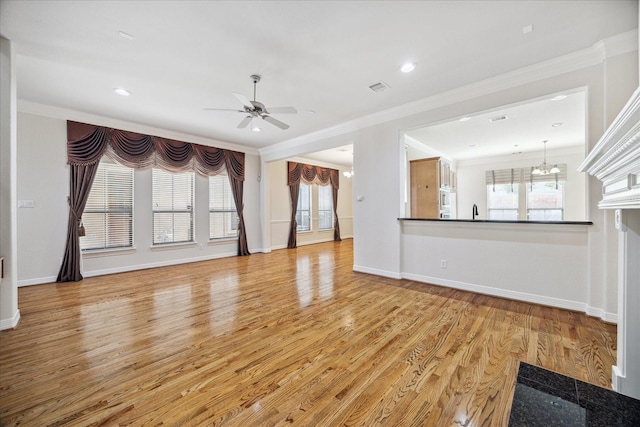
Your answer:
[472,204,479,220]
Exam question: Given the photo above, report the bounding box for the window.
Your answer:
[318,185,333,230]
[527,181,564,220]
[296,183,311,231]
[81,160,133,251]
[487,183,519,220]
[152,169,194,245]
[485,165,566,221]
[209,175,238,239]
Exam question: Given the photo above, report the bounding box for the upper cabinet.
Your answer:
[410,157,456,218]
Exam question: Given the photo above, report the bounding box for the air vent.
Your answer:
[489,115,508,123]
[368,81,390,93]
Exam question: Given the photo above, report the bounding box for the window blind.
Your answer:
[296,183,311,231]
[485,164,567,187]
[209,175,238,239]
[81,160,133,251]
[317,184,333,230]
[152,169,194,245]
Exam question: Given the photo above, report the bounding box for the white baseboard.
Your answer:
[0,309,20,330]
[394,272,617,323]
[612,365,623,392]
[18,276,58,287]
[353,265,402,280]
[585,306,618,323]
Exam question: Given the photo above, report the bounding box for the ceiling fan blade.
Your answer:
[233,92,254,109]
[263,115,290,130]
[237,116,252,129]
[203,108,244,112]
[266,106,297,114]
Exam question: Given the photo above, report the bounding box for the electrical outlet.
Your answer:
[440,260,447,269]
[198,244,204,250]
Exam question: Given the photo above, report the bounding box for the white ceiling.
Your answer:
[405,89,586,162]
[0,1,637,165]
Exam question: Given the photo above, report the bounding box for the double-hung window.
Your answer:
[209,175,238,239]
[152,169,194,245]
[296,182,311,231]
[317,185,333,230]
[486,165,566,221]
[527,180,564,220]
[81,159,133,251]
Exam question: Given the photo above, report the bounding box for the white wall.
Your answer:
[456,147,586,221]
[268,158,353,250]
[401,220,593,313]
[260,38,638,321]
[16,112,263,285]
[0,37,20,329]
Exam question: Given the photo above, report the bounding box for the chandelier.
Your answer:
[532,140,560,175]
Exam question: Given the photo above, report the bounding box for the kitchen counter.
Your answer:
[508,361,640,426]
[398,218,593,225]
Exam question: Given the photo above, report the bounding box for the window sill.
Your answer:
[150,241,197,251]
[208,237,238,245]
[82,247,137,257]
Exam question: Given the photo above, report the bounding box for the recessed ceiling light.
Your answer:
[551,122,563,127]
[114,88,130,96]
[251,125,261,132]
[522,24,534,34]
[400,62,417,73]
[459,117,471,122]
[307,110,315,114]
[550,95,567,101]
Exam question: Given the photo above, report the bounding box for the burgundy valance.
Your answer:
[287,161,339,189]
[67,121,244,180]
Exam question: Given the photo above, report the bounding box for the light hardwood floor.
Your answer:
[0,239,616,426]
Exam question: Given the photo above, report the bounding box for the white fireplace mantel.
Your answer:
[580,86,640,400]
[579,86,640,209]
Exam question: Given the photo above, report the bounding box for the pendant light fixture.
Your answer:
[532,140,560,175]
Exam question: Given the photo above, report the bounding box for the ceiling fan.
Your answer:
[205,74,297,130]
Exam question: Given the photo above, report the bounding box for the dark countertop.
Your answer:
[508,361,640,426]
[398,218,593,225]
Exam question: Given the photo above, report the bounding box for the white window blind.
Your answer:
[317,185,333,230]
[296,183,311,231]
[81,160,133,251]
[209,175,238,240]
[152,169,194,245]
[485,164,567,221]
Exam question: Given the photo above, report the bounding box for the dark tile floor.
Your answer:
[508,362,640,426]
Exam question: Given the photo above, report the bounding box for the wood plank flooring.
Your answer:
[0,239,616,426]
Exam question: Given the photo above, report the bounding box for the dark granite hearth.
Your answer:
[508,361,640,426]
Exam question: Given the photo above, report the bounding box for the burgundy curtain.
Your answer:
[57,121,249,282]
[332,184,341,241]
[286,161,340,248]
[287,180,300,248]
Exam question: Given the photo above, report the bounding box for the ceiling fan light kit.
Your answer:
[205,74,297,131]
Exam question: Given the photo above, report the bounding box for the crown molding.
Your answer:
[17,100,260,156]
[261,30,638,162]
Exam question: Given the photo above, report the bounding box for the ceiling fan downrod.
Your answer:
[250,74,261,102]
